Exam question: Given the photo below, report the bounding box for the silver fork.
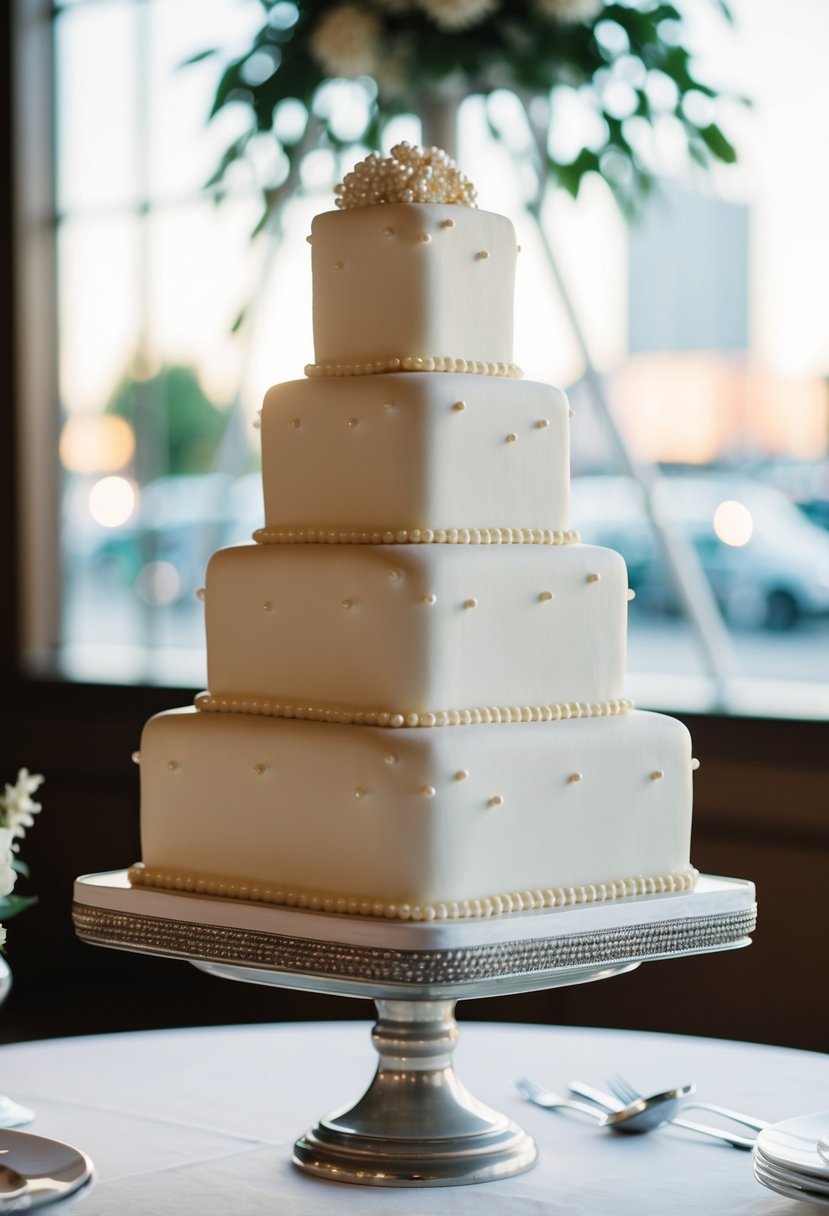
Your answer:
[609,1073,768,1133]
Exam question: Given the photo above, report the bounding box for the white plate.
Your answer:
[0,1128,93,1210]
[754,1158,829,1209]
[756,1112,829,1181]
[753,1157,826,1206]
[755,1148,829,1197]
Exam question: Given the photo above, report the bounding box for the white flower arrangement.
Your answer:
[0,769,44,942]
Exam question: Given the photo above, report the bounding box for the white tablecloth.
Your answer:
[2,1019,826,1214]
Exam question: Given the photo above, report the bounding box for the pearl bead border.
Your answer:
[305,356,522,379]
[253,526,580,546]
[193,694,635,728]
[127,863,699,920]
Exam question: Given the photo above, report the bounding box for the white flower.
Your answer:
[309,6,382,79]
[418,0,498,31]
[0,828,17,899]
[1,769,44,841]
[534,0,604,22]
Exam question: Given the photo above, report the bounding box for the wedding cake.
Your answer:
[128,145,698,921]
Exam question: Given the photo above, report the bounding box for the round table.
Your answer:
[2,1021,825,1214]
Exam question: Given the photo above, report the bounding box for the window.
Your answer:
[13,0,829,717]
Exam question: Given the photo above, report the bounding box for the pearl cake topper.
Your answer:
[334,142,477,210]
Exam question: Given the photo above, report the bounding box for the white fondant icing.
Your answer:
[311,205,516,369]
[260,373,571,537]
[203,543,629,714]
[134,708,696,917]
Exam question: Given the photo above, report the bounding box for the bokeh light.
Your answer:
[713,500,754,547]
[88,475,137,527]
[136,561,182,605]
[60,414,135,473]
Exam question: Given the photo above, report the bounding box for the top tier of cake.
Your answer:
[308,204,519,377]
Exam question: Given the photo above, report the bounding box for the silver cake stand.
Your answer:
[73,870,755,1188]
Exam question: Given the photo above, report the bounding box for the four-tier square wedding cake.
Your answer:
[128,145,698,922]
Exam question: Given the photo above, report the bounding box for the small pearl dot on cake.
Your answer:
[388,568,402,582]
[354,787,367,799]
[650,770,664,781]
[167,761,178,772]
[417,232,431,243]
[567,772,583,784]
[452,400,466,411]
[440,218,455,229]
[487,795,504,807]
[586,573,601,583]
[536,419,550,429]
[691,758,701,771]
[569,408,575,418]
[252,416,261,429]
[506,433,517,443]
[463,598,478,609]
[305,234,312,244]
[288,418,300,428]
[421,786,436,798]
[627,589,636,601]
[195,587,205,601]
[384,754,398,766]
[253,763,268,776]
[262,601,274,613]
[383,400,394,410]
[131,751,140,764]
[455,770,469,781]
[341,598,355,610]
[382,227,394,237]
[346,417,359,428]
[475,250,489,260]
[421,593,437,605]
[539,591,555,602]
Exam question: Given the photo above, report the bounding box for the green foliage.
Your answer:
[0,894,37,923]
[106,365,228,476]
[196,0,743,224]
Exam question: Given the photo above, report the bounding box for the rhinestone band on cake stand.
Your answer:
[73,870,755,1188]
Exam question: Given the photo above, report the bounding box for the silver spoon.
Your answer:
[567,1080,755,1150]
[0,1162,30,1203]
[607,1073,769,1132]
[516,1077,693,1134]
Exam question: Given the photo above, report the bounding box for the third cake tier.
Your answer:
[200,541,629,719]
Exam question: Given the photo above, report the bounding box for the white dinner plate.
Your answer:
[756,1112,829,1181]
[0,1128,93,1209]
[754,1158,829,1209]
[755,1148,829,1197]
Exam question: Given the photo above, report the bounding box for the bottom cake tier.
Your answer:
[131,707,697,920]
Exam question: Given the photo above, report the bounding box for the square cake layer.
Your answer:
[310,204,517,370]
[203,542,628,717]
[135,708,696,917]
[259,373,570,537]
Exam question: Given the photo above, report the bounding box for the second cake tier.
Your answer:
[200,542,629,720]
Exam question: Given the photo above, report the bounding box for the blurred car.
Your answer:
[571,474,829,630]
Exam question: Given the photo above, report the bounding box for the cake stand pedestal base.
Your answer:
[73,870,756,1187]
[293,997,537,1186]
